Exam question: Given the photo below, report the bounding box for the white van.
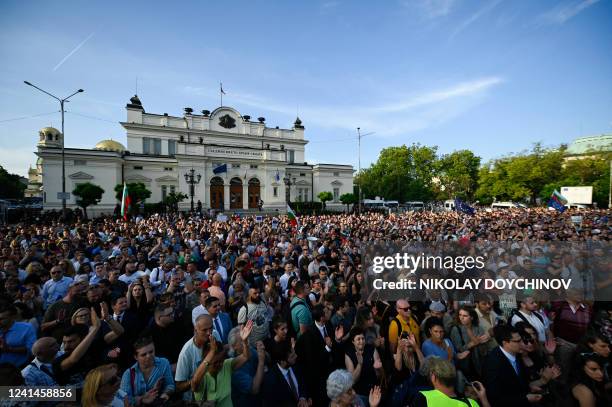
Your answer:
[404,201,424,211]
[491,201,524,209]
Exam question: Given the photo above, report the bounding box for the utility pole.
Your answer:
[356,127,374,214]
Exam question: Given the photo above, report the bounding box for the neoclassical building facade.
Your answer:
[32,95,354,215]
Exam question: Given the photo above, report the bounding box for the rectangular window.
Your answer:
[232,164,241,168]
[273,187,278,197]
[168,140,176,156]
[73,160,87,166]
[333,188,340,202]
[287,150,295,164]
[153,139,162,155]
[143,138,150,154]
[333,172,340,176]
[161,185,167,201]
[299,173,306,177]
[134,166,143,170]
[164,167,173,171]
[170,186,176,194]
[250,164,258,169]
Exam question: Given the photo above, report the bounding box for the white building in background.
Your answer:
[33,95,354,216]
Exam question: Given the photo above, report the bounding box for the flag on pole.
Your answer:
[213,163,228,174]
[454,198,475,215]
[548,189,567,213]
[121,183,131,220]
[287,204,299,227]
[275,170,280,182]
[220,83,226,95]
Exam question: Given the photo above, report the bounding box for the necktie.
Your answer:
[40,364,54,379]
[511,358,520,375]
[286,369,299,400]
[214,317,223,341]
[323,325,328,338]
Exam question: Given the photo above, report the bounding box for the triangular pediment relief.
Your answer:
[125,174,152,182]
[331,180,343,186]
[155,175,178,183]
[295,180,310,186]
[69,171,94,180]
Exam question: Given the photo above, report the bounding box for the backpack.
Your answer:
[510,308,543,328]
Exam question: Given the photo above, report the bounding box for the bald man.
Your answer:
[21,337,59,386]
[388,299,421,354]
[174,314,221,400]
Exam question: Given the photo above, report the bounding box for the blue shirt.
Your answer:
[41,276,73,309]
[120,357,175,405]
[0,322,37,367]
[21,358,57,386]
[422,338,456,362]
[232,346,259,406]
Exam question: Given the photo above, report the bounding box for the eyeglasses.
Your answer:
[397,307,410,312]
[509,339,522,343]
[523,338,535,344]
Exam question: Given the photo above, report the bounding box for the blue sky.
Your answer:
[1,0,611,177]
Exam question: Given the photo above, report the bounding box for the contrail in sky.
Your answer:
[53,32,95,71]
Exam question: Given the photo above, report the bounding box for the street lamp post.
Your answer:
[184,168,201,212]
[24,81,83,219]
[356,127,374,214]
[283,175,296,204]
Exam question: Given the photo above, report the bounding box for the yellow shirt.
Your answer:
[388,315,420,349]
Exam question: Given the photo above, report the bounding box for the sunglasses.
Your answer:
[397,307,410,312]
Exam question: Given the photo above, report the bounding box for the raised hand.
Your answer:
[545,338,557,355]
[335,325,344,342]
[90,307,101,329]
[471,381,487,400]
[407,333,417,347]
[142,387,159,404]
[369,386,382,407]
[100,302,109,321]
[356,350,364,365]
[240,320,254,342]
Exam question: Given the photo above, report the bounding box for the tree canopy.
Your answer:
[72,182,104,219]
[0,166,26,199]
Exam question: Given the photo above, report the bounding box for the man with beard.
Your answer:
[41,280,86,343]
[237,287,270,345]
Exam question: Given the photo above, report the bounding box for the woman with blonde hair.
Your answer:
[82,363,127,407]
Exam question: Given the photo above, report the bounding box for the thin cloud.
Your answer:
[414,0,457,19]
[53,32,95,71]
[183,76,503,137]
[449,0,503,41]
[541,0,600,25]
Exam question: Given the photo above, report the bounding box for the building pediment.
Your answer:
[155,175,178,183]
[125,174,152,182]
[331,180,343,186]
[295,180,310,186]
[68,171,94,180]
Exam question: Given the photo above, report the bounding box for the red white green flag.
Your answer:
[121,183,131,220]
[287,204,299,227]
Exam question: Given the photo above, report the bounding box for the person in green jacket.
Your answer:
[412,357,490,407]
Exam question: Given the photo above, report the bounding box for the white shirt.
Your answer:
[510,310,546,343]
[118,270,146,285]
[315,321,332,352]
[500,346,519,375]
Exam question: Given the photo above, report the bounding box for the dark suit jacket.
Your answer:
[262,364,309,407]
[482,347,531,407]
[212,312,233,344]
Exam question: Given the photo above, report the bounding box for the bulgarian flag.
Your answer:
[121,183,131,220]
[287,204,299,227]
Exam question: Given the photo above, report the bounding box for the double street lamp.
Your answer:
[24,81,84,219]
[184,168,201,212]
[283,175,296,204]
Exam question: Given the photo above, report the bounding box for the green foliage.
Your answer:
[356,144,439,202]
[114,183,151,204]
[475,144,566,204]
[163,192,188,212]
[293,201,323,214]
[317,191,333,209]
[339,192,357,207]
[72,182,105,219]
[436,150,480,200]
[0,166,26,199]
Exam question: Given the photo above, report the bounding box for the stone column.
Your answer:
[242,183,249,210]
[223,183,230,211]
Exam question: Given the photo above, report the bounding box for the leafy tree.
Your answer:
[357,144,438,202]
[114,183,151,215]
[317,191,333,209]
[0,166,26,199]
[164,191,188,212]
[72,182,104,219]
[339,193,358,212]
[436,150,481,200]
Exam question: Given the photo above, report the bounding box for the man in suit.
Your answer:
[262,340,311,407]
[205,296,232,344]
[109,295,140,369]
[296,304,344,407]
[483,324,542,407]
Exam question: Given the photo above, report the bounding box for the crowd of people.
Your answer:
[0,207,610,407]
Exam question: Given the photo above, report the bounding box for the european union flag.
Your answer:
[454,198,475,215]
[213,163,227,174]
